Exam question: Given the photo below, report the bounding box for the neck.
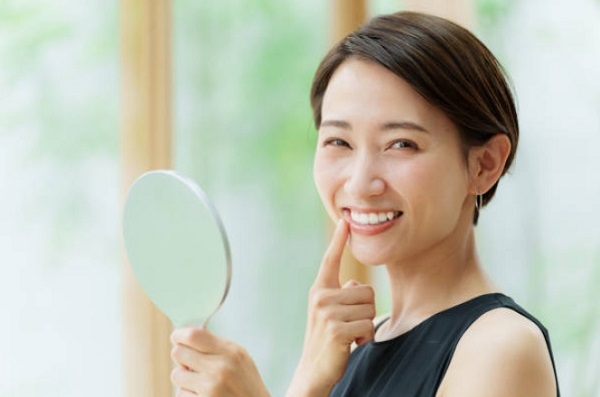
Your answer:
[379,222,497,339]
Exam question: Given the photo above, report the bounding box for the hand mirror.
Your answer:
[122,170,231,327]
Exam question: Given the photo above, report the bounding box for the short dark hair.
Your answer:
[310,11,518,223]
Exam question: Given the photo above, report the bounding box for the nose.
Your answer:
[344,153,385,198]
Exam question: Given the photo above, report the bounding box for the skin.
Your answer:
[170,328,270,397]
[170,59,557,397]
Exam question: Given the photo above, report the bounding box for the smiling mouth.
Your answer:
[346,209,403,226]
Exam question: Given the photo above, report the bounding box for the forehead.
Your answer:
[321,59,457,136]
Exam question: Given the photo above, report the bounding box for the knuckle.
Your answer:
[171,345,190,364]
[362,285,375,301]
[226,343,247,365]
[328,322,345,340]
[187,327,204,342]
[211,363,231,387]
[310,288,334,309]
[366,327,375,341]
[219,353,238,374]
[360,319,375,334]
[311,297,337,322]
[171,345,182,361]
[170,367,182,385]
[175,327,194,343]
[314,307,332,324]
[175,326,204,346]
[367,305,376,319]
[308,285,323,300]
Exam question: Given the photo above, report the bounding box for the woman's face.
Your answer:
[313,59,473,267]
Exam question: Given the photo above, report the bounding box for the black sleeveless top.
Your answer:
[330,293,560,397]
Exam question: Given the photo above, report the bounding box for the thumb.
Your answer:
[171,327,226,354]
[314,219,349,288]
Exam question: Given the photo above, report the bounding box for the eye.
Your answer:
[323,138,351,149]
[389,140,418,150]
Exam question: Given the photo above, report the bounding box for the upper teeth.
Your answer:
[350,211,399,225]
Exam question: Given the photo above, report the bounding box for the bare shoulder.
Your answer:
[438,308,557,397]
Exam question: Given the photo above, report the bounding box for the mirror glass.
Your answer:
[122,170,231,327]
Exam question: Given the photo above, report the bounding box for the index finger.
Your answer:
[314,219,349,288]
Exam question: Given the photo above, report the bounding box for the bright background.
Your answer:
[1,0,599,396]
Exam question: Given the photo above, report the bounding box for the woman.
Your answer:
[170,11,560,397]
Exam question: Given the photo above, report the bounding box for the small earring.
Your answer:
[475,193,483,211]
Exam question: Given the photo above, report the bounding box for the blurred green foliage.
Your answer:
[173,0,326,228]
[474,0,516,68]
[0,3,120,396]
[476,0,515,30]
[0,2,118,267]
[0,1,117,161]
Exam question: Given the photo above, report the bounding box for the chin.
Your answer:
[348,241,394,267]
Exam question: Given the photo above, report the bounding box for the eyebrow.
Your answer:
[319,119,429,133]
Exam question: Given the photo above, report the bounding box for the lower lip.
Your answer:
[343,212,402,236]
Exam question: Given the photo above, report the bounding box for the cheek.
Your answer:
[398,155,468,217]
[313,153,339,211]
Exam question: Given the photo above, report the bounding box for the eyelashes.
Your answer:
[321,138,419,151]
[388,140,418,150]
[323,138,351,148]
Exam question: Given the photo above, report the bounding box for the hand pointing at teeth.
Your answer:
[286,219,376,397]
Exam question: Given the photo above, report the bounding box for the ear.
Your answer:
[467,134,511,194]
